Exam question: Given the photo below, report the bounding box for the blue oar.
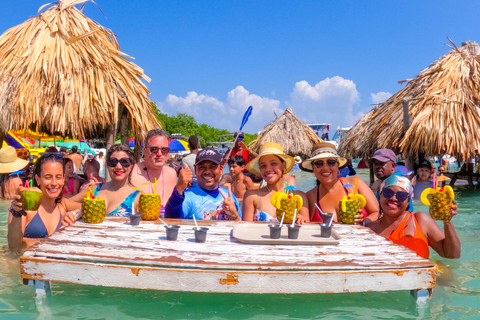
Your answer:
[226,106,253,160]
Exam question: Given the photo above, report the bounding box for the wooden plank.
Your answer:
[20,257,437,294]
[22,222,434,271]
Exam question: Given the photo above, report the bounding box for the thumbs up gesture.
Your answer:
[176,163,193,195]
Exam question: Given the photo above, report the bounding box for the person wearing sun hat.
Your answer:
[302,142,379,223]
[242,142,310,223]
[0,146,29,200]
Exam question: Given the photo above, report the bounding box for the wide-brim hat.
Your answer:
[246,142,295,176]
[300,142,347,172]
[0,146,29,174]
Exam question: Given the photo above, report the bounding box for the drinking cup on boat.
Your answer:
[165,225,181,241]
[268,224,282,239]
[319,223,332,238]
[129,212,142,226]
[193,227,209,243]
[320,212,334,225]
[287,225,301,239]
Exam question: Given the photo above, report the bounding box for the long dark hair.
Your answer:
[33,155,65,204]
[106,144,136,184]
[0,174,11,199]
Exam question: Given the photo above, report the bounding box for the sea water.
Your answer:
[1,169,480,319]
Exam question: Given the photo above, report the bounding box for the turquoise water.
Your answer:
[1,169,480,319]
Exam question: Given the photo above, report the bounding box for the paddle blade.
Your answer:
[239,106,253,131]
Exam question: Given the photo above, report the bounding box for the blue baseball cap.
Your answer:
[395,165,414,176]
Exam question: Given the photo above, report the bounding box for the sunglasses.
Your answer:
[312,159,338,169]
[382,188,409,202]
[236,137,244,141]
[41,152,65,158]
[107,157,132,168]
[147,146,170,154]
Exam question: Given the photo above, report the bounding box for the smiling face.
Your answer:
[312,158,339,184]
[373,160,396,180]
[195,160,223,190]
[64,161,74,178]
[143,135,169,170]
[35,161,65,200]
[258,155,285,184]
[107,151,133,182]
[380,185,409,217]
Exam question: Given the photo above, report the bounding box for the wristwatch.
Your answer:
[9,207,27,218]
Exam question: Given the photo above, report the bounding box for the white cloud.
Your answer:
[371,91,392,105]
[286,76,361,133]
[158,86,280,131]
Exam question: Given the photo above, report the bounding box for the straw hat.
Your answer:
[246,142,294,176]
[0,146,29,174]
[294,156,302,164]
[300,142,347,172]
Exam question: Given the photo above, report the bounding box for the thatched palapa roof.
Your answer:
[339,40,480,160]
[0,0,160,139]
[250,108,322,158]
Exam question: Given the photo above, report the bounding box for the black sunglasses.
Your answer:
[147,146,170,154]
[382,188,409,202]
[41,152,64,159]
[312,159,338,169]
[107,157,132,168]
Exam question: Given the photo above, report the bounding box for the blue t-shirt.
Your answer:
[413,181,431,200]
[166,184,242,220]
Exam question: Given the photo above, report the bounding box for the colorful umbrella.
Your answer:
[168,139,189,152]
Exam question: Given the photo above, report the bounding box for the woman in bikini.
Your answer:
[365,175,460,259]
[63,158,80,198]
[242,142,309,223]
[88,144,140,216]
[8,153,79,250]
[302,142,378,223]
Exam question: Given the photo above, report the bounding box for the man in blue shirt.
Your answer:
[166,147,242,221]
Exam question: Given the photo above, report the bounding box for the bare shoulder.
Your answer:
[163,165,177,177]
[243,188,257,199]
[305,186,317,197]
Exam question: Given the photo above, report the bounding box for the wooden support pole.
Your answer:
[403,100,415,170]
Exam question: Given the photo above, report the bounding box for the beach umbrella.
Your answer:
[0,0,160,140]
[249,108,322,158]
[340,40,480,160]
[57,140,92,153]
[168,139,190,152]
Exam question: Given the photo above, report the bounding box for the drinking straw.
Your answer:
[314,203,325,215]
[159,218,169,227]
[29,179,33,188]
[279,212,285,228]
[192,213,199,229]
[432,172,437,189]
[353,176,358,194]
[291,208,298,227]
[154,177,157,195]
[24,180,29,188]
[88,187,94,198]
[132,187,145,195]
[328,215,333,227]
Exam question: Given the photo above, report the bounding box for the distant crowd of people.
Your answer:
[0,128,460,261]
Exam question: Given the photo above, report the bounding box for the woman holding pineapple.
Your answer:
[242,143,310,223]
[8,153,80,250]
[302,142,379,224]
[365,175,460,259]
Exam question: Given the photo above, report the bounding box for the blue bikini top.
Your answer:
[93,183,139,217]
[24,206,63,239]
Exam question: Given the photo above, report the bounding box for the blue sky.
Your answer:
[3,1,480,135]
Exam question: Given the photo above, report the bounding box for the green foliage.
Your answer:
[151,103,257,146]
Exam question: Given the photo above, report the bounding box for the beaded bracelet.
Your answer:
[9,207,27,218]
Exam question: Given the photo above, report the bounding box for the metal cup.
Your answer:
[287,225,301,239]
[320,212,334,225]
[268,224,282,239]
[165,225,181,241]
[319,223,332,238]
[193,227,209,243]
[129,213,141,226]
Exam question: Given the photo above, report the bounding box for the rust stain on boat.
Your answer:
[131,267,140,276]
[219,273,239,285]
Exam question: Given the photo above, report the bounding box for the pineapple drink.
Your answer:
[139,194,161,220]
[19,187,43,211]
[338,194,366,224]
[270,192,303,224]
[82,190,106,224]
[420,186,455,221]
[138,178,161,221]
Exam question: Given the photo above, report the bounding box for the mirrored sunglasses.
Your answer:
[312,159,338,169]
[382,188,409,202]
[148,146,170,154]
[107,157,132,168]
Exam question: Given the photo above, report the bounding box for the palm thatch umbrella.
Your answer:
[249,108,322,158]
[0,0,160,144]
[339,40,480,161]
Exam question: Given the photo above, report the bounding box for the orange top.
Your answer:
[386,212,430,259]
